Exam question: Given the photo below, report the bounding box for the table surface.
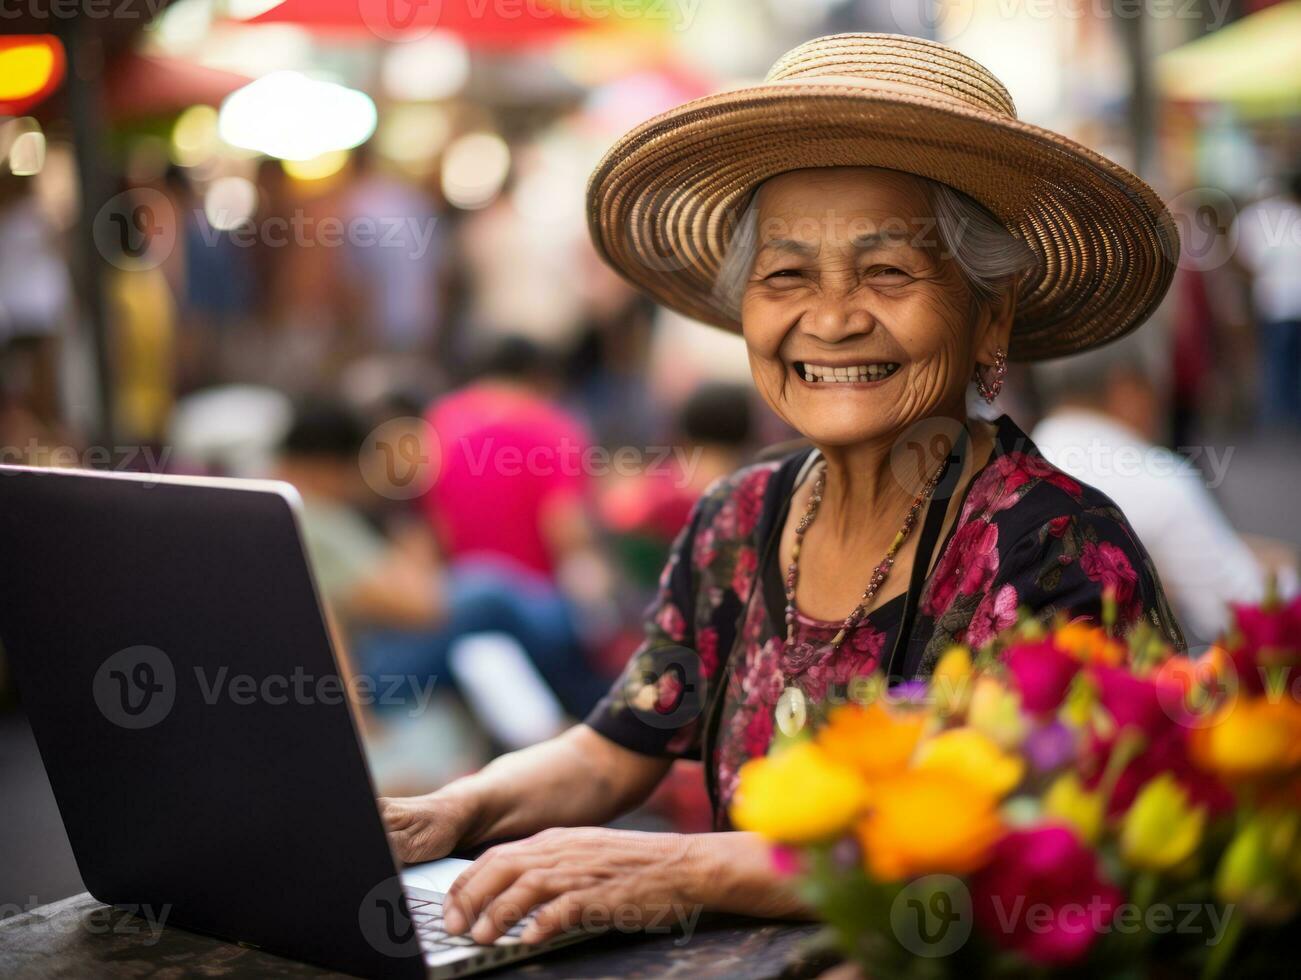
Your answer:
[0,892,835,980]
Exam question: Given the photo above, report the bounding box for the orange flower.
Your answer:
[817,702,926,782]
[1190,696,1301,780]
[857,770,1005,880]
[1053,622,1125,666]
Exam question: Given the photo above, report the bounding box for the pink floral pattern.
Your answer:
[589,416,1184,828]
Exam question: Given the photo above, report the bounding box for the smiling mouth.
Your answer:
[793,361,901,384]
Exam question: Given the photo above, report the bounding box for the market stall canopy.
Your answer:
[106,54,254,120]
[1157,0,1301,114]
[242,0,591,47]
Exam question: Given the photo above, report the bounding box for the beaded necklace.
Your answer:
[783,455,951,651]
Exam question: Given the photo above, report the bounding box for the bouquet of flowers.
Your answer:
[730,593,1301,978]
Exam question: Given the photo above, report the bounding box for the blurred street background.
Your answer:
[2,0,1298,912]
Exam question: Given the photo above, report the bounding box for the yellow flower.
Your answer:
[817,702,926,782]
[1191,697,1301,780]
[913,727,1024,797]
[1043,772,1106,844]
[932,645,973,715]
[967,676,1027,749]
[730,741,867,844]
[1121,774,1206,871]
[857,770,1004,880]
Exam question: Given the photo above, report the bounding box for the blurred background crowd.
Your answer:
[2,0,1298,909]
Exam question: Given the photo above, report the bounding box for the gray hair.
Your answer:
[711,174,1037,318]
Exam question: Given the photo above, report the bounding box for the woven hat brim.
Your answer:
[587,83,1181,362]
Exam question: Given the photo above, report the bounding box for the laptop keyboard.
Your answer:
[406,894,532,962]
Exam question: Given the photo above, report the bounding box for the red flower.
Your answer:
[972,826,1122,967]
[1047,515,1072,538]
[1080,540,1139,622]
[742,704,774,758]
[731,546,759,597]
[923,519,999,617]
[1003,638,1080,713]
[1226,597,1301,696]
[1084,666,1234,816]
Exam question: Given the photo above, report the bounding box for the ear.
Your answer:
[971,278,1017,366]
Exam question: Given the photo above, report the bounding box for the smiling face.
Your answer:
[740,167,1012,448]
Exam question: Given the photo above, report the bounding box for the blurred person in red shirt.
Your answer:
[418,336,615,708]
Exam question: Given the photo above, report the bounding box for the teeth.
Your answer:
[798,362,900,383]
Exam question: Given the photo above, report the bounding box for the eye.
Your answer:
[866,265,912,282]
[764,268,803,279]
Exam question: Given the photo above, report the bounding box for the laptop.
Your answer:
[0,464,592,978]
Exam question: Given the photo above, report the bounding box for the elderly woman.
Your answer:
[381,34,1184,945]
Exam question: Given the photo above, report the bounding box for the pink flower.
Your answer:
[733,467,771,537]
[654,669,684,713]
[1003,638,1081,713]
[967,584,1019,649]
[960,452,1083,524]
[923,519,999,617]
[692,526,718,569]
[696,627,720,678]
[655,601,687,642]
[1089,665,1172,737]
[1080,541,1138,621]
[972,826,1122,967]
[731,546,759,597]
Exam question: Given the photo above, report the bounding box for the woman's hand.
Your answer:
[379,788,482,863]
[442,827,704,945]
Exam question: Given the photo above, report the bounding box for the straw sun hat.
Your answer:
[586,33,1181,361]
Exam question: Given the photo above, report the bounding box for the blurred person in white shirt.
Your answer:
[1233,170,1301,429]
[1031,334,1266,647]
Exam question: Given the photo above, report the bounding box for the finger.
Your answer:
[468,871,595,944]
[444,846,538,934]
[520,889,603,945]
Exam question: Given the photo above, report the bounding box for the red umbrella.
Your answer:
[105,54,254,120]
[243,0,590,47]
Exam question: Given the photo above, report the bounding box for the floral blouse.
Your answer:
[585,414,1184,828]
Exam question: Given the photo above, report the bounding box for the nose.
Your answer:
[803,286,876,345]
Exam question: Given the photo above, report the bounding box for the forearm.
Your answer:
[438,725,671,847]
[682,832,814,920]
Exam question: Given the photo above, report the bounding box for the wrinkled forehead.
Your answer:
[752,167,940,255]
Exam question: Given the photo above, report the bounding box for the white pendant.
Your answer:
[775,686,808,737]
